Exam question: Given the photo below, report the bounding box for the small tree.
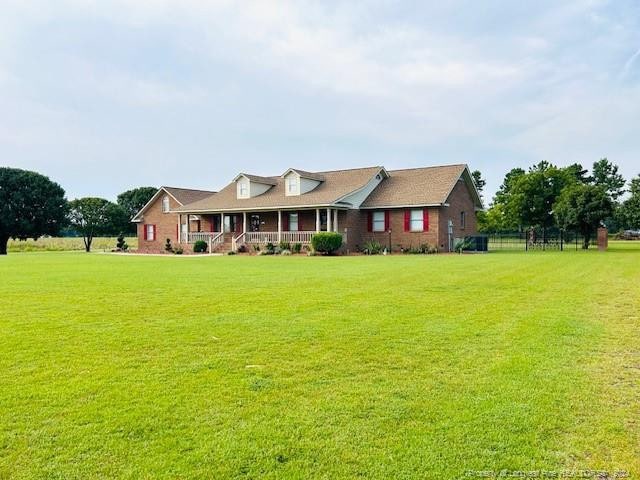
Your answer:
[0,167,67,255]
[311,232,343,255]
[68,198,113,252]
[116,234,128,251]
[554,184,614,249]
[165,238,173,253]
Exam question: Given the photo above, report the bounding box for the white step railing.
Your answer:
[182,231,222,244]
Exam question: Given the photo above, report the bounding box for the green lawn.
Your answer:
[1,245,638,479]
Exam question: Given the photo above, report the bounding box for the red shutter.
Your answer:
[367,212,373,232]
[176,224,179,241]
[423,209,429,232]
[210,216,214,232]
[297,211,303,231]
[384,210,390,231]
[235,215,242,233]
[283,213,289,231]
[404,210,410,232]
[143,224,148,240]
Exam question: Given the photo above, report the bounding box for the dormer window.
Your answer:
[286,176,298,195]
[162,195,170,213]
[239,181,248,197]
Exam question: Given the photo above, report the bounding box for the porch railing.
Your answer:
[179,232,225,253]
[232,231,344,250]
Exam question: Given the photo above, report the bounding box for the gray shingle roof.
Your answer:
[360,164,469,208]
[164,187,217,205]
[178,166,384,212]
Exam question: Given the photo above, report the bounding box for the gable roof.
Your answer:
[233,173,278,185]
[131,186,216,222]
[177,166,384,212]
[163,187,217,205]
[282,168,326,181]
[360,164,482,209]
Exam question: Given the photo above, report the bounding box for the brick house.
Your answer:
[132,164,483,253]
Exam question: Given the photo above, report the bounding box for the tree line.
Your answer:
[0,167,156,254]
[474,158,640,248]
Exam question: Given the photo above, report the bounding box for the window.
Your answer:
[145,224,155,241]
[372,211,385,232]
[410,209,423,232]
[286,176,298,194]
[460,211,466,229]
[289,212,298,231]
[162,195,170,213]
[239,181,248,198]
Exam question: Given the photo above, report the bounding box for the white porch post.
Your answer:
[277,210,282,242]
[333,209,339,232]
[243,212,247,234]
[221,213,225,234]
[316,208,320,232]
[326,208,332,232]
[178,215,181,243]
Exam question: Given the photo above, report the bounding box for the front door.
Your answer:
[250,214,260,232]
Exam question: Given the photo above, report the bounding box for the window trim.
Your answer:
[372,211,386,232]
[460,211,466,230]
[162,195,170,213]
[289,212,299,231]
[409,209,423,232]
[145,224,155,241]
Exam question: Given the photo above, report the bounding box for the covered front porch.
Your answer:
[178,207,346,251]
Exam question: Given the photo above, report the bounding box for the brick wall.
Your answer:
[438,179,478,250]
[136,192,182,253]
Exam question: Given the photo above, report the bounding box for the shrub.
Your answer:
[362,240,382,255]
[311,232,343,255]
[164,238,173,253]
[252,244,261,252]
[116,234,128,252]
[237,244,247,253]
[292,243,302,254]
[174,246,184,255]
[193,240,207,253]
[265,242,275,254]
[278,240,291,251]
[227,251,236,255]
[281,249,292,256]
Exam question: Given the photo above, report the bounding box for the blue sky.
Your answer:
[1,0,639,201]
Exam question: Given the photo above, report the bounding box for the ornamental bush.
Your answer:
[311,232,343,255]
[193,240,207,253]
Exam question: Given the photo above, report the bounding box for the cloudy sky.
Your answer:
[1,0,639,201]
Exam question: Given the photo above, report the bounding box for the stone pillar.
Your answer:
[597,227,608,251]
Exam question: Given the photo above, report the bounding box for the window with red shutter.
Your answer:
[423,209,429,232]
[367,212,373,232]
[143,224,148,240]
[282,213,289,231]
[384,210,390,231]
[404,210,410,232]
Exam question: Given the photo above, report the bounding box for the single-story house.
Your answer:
[132,164,483,253]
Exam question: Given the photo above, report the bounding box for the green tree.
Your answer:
[117,187,157,233]
[554,184,614,249]
[69,198,121,252]
[494,167,525,205]
[504,161,573,236]
[618,175,640,229]
[471,170,486,198]
[564,163,590,183]
[0,167,67,255]
[592,158,625,200]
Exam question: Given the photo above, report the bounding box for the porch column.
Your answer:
[326,208,332,232]
[177,215,181,242]
[277,210,282,242]
[242,212,247,234]
[333,209,339,232]
[221,213,225,234]
[315,208,320,232]
[186,214,190,242]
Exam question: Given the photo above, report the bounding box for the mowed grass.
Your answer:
[0,245,638,479]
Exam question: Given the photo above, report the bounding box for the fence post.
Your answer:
[560,230,563,251]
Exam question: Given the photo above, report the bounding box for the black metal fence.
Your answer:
[484,230,588,251]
